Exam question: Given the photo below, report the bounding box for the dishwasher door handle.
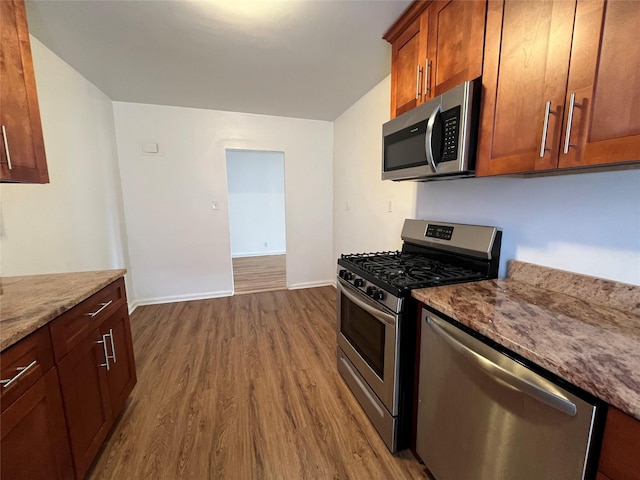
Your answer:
[427,316,577,416]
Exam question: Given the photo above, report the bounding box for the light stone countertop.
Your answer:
[0,270,127,351]
[412,261,640,421]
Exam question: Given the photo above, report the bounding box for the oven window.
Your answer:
[341,293,385,378]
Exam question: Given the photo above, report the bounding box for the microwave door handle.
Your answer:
[338,281,396,328]
[425,104,441,172]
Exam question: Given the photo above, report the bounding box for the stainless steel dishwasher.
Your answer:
[416,309,604,480]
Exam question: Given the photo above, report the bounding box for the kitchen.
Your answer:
[1,0,639,479]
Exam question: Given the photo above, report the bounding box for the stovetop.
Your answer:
[338,250,488,299]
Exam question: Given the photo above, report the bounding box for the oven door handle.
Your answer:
[427,315,577,417]
[338,280,396,328]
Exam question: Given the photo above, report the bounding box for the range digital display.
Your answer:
[425,224,454,241]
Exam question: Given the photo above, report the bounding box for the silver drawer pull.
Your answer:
[563,92,582,154]
[1,125,13,170]
[97,334,110,371]
[539,100,557,158]
[1,360,38,388]
[107,328,116,364]
[85,300,113,318]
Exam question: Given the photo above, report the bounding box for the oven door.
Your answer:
[337,279,400,415]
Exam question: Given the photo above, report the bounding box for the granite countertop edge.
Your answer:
[412,275,640,421]
[0,269,127,352]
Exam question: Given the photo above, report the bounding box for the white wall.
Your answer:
[333,76,640,286]
[0,38,130,286]
[333,76,418,261]
[415,172,640,284]
[226,150,286,257]
[113,103,333,304]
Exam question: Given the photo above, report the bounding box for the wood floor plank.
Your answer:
[232,255,286,294]
[87,287,430,480]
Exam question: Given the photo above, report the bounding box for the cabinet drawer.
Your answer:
[1,327,54,413]
[50,278,126,362]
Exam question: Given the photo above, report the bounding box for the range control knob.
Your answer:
[366,286,376,296]
[354,278,365,287]
[373,290,385,301]
[338,269,347,279]
[343,271,354,281]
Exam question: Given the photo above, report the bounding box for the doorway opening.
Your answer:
[226,149,286,294]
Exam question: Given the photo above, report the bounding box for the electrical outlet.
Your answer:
[388,200,393,213]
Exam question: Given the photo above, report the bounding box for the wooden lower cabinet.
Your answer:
[103,305,137,416]
[597,407,640,480]
[56,287,137,479]
[1,368,74,480]
[58,328,113,479]
[1,277,136,479]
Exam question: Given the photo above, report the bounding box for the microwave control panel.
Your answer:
[441,106,461,162]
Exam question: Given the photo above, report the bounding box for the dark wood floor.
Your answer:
[87,286,430,479]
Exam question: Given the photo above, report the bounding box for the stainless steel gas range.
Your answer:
[336,219,502,452]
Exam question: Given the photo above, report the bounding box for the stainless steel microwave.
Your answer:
[382,78,481,181]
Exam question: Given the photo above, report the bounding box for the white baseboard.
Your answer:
[288,280,335,290]
[130,290,234,310]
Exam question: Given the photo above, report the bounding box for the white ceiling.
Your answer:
[25,0,411,121]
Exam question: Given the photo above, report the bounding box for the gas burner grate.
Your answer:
[340,251,484,290]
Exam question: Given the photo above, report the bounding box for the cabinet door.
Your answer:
[58,329,113,479]
[476,0,576,176]
[426,0,486,99]
[0,0,48,183]
[102,304,137,416]
[391,18,423,118]
[558,0,640,168]
[598,407,640,480]
[1,368,74,480]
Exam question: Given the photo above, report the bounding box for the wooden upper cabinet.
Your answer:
[385,0,486,119]
[476,0,576,176]
[0,0,49,183]
[426,1,486,99]
[389,17,424,118]
[385,1,430,119]
[478,0,640,176]
[559,0,640,168]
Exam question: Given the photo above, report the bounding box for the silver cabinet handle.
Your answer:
[426,315,577,416]
[97,334,110,371]
[539,100,557,158]
[337,280,396,327]
[424,58,431,96]
[415,65,423,100]
[563,92,582,154]
[107,328,116,364]
[1,125,12,170]
[425,103,442,172]
[1,360,37,388]
[85,300,113,318]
